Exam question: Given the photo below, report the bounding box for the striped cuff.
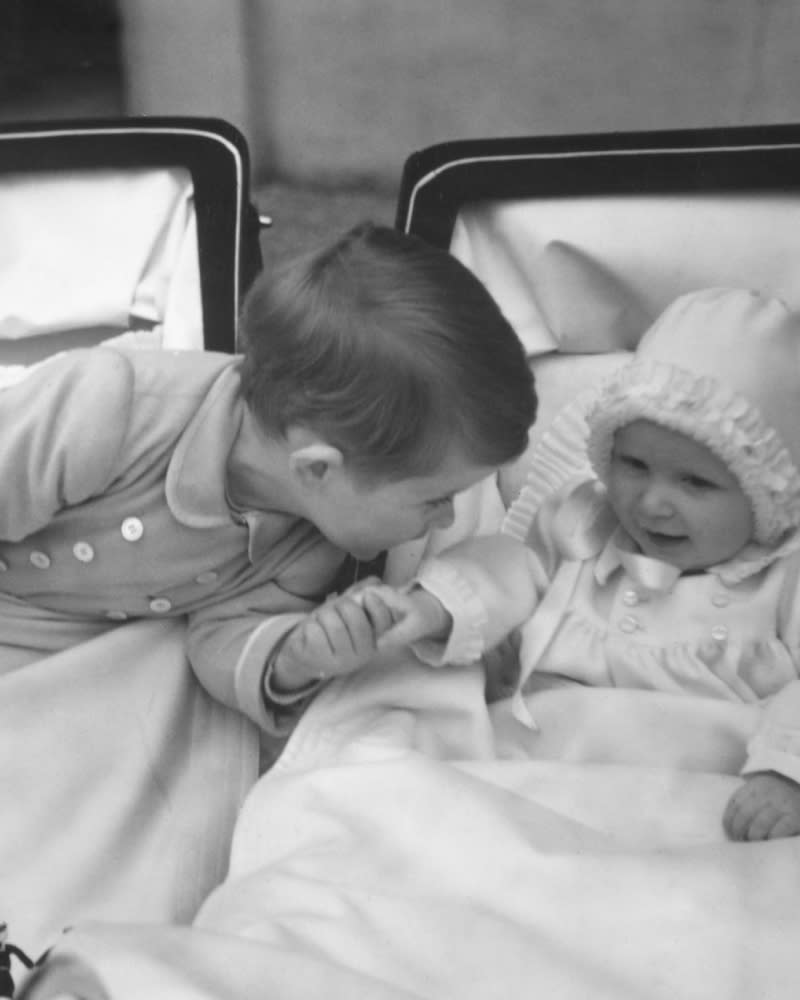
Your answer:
[411,558,488,666]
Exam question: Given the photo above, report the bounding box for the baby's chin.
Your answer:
[634,530,694,567]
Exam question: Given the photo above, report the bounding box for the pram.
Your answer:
[7,119,800,999]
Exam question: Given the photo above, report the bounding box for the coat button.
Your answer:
[618,615,639,633]
[711,593,730,608]
[72,541,95,563]
[711,625,729,641]
[121,517,144,542]
[195,570,219,585]
[29,551,51,569]
[149,597,172,614]
[622,589,640,607]
[106,610,128,621]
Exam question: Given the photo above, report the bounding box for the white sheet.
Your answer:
[23,658,800,1000]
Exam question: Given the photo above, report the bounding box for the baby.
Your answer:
[323,287,800,841]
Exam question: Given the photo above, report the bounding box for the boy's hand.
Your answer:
[270,578,399,691]
[723,771,800,841]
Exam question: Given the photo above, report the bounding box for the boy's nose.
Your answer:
[429,501,455,530]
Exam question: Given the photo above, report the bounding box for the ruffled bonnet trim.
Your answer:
[503,370,800,585]
[585,360,800,548]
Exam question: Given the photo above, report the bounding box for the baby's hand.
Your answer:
[371,585,452,651]
[271,578,399,690]
[723,771,800,841]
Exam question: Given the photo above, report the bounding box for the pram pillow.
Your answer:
[451,194,800,356]
[452,217,649,355]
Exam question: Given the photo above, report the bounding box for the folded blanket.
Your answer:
[24,658,800,1000]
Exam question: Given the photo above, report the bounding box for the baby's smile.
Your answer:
[635,526,690,560]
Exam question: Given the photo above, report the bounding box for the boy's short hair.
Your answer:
[238,221,536,482]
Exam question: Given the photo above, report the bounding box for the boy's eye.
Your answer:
[426,495,452,510]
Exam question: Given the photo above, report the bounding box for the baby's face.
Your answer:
[607,420,753,572]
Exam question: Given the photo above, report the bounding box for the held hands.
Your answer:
[270,578,452,694]
[723,771,800,841]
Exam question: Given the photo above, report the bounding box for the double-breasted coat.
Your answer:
[0,346,346,732]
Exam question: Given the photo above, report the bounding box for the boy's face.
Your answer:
[607,419,753,572]
[305,450,498,560]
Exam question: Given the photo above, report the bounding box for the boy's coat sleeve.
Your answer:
[188,598,316,734]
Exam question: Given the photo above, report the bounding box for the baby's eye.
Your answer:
[614,453,648,473]
[682,474,718,490]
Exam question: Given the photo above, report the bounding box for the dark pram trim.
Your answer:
[0,116,262,353]
[396,123,800,249]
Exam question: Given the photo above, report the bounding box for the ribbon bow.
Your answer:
[616,546,681,594]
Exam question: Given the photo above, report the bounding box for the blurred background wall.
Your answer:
[2,0,800,192]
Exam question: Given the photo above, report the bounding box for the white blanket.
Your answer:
[22,657,800,1000]
[1,620,256,962]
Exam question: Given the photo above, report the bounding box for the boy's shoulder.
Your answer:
[9,345,240,428]
[0,345,134,404]
[4,343,233,386]
[98,345,237,389]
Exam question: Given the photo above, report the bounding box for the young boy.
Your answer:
[0,221,536,734]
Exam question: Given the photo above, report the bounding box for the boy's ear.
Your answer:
[289,442,344,488]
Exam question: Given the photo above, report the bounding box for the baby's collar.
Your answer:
[711,530,800,585]
[594,528,680,594]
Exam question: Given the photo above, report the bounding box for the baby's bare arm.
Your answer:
[723,771,800,841]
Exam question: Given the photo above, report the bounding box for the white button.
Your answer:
[195,570,219,585]
[0,559,8,572]
[622,589,639,607]
[711,625,729,641]
[72,541,95,563]
[618,615,639,634]
[29,551,51,569]
[149,597,172,614]
[121,517,144,542]
[106,610,128,621]
[711,594,730,608]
